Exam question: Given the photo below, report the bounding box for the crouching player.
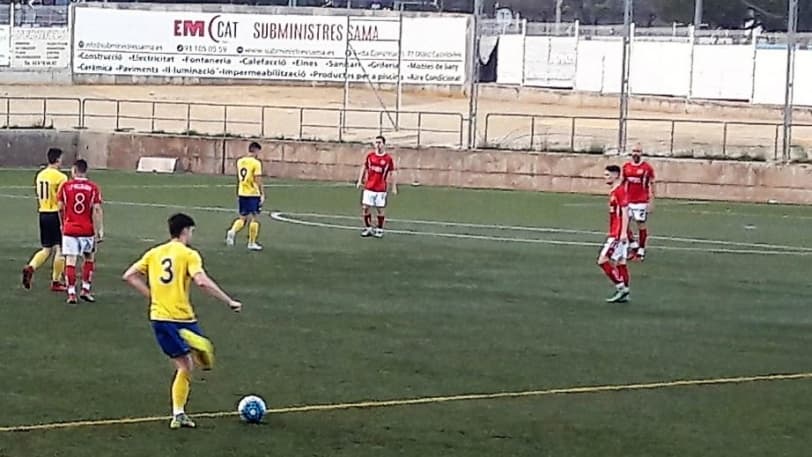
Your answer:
[597,165,631,303]
[123,213,243,429]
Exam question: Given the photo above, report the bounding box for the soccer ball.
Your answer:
[237,395,267,424]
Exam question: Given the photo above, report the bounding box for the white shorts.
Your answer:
[599,237,628,263]
[362,190,387,208]
[628,203,649,223]
[62,236,95,257]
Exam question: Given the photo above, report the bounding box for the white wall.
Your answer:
[574,38,622,94]
[691,45,753,101]
[496,34,523,85]
[629,41,691,97]
[523,36,576,88]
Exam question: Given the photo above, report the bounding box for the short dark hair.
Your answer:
[605,165,621,175]
[74,159,88,174]
[47,148,62,165]
[249,142,262,152]
[375,135,386,145]
[168,213,196,238]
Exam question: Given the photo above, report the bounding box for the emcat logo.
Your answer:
[173,15,238,43]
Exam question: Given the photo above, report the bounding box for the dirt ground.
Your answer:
[1,84,809,160]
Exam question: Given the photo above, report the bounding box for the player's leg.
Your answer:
[178,324,215,371]
[636,220,649,260]
[247,199,263,251]
[62,236,80,304]
[361,191,374,237]
[79,248,96,303]
[597,239,627,302]
[153,321,198,429]
[609,242,631,303]
[373,202,386,238]
[22,213,56,289]
[50,245,66,292]
[226,198,249,246]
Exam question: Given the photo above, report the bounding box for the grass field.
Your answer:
[2,168,812,456]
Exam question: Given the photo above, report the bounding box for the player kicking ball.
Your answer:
[597,165,631,303]
[57,159,104,305]
[357,135,397,238]
[622,144,655,261]
[123,213,243,430]
[225,141,265,251]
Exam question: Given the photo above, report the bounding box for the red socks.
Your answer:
[639,229,648,249]
[66,265,76,288]
[377,215,385,229]
[599,262,623,285]
[363,213,372,227]
[617,264,630,287]
[82,260,95,291]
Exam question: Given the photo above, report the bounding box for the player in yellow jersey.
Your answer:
[225,141,265,251]
[122,213,243,429]
[22,148,69,292]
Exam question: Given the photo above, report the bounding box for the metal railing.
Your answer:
[483,112,812,161]
[0,96,466,149]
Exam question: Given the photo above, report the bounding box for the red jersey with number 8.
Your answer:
[58,178,102,237]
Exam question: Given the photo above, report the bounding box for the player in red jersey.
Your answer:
[598,165,631,303]
[57,159,104,305]
[622,144,655,261]
[356,135,397,238]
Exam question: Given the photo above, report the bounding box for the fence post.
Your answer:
[223,105,228,136]
[687,24,696,100]
[185,104,191,133]
[670,120,676,155]
[483,114,490,146]
[417,112,423,148]
[150,102,156,132]
[530,116,536,150]
[298,108,304,140]
[722,122,728,157]
[570,117,576,152]
[774,124,780,161]
[458,115,464,149]
[115,100,121,131]
[261,107,266,138]
[5,98,9,128]
[42,98,47,128]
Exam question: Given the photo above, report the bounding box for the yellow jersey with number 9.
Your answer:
[132,240,204,322]
[35,167,68,213]
[236,156,262,197]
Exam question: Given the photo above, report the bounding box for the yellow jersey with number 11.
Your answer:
[131,240,204,323]
[35,167,68,213]
[237,156,262,197]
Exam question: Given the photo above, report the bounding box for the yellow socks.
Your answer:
[52,254,65,282]
[230,218,246,233]
[248,221,260,244]
[171,369,191,415]
[28,248,51,270]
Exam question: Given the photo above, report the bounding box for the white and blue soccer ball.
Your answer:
[238,395,267,424]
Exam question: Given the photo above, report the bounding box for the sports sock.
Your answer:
[230,218,245,234]
[52,255,65,282]
[81,260,95,292]
[377,215,385,229]
[617,264,630,287]
[248,221,260,244]
[66,265,77,295]
[599,262,622,285]
[171,369,191,416]
[28,248,51,270]
[639,229,648,249]
[363,213,372,227]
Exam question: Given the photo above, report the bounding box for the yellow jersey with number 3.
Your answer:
[236,156,262,197]
[131,240,204,322]
[35,167,68,213]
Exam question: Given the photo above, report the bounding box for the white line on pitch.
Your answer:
[0,183,352,190]
[284,212,812,252]
[269,212,812,256]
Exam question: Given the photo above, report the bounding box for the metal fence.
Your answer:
[482,112,812,162]
[0,96,467,149]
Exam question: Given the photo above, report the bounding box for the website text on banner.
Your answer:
[72,7,468,85]
[0,25,9,67]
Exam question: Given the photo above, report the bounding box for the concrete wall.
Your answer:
[0,129,78,167]
[5,129,812,204]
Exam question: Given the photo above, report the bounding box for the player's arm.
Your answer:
[648,168,656,211]
[187,251,241,312]
[356,160,367,189]
[122,256,151,300]
[193,272,242,312]
[255,163,265,204]
[93,203,104,241]
[389,170,398,195]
